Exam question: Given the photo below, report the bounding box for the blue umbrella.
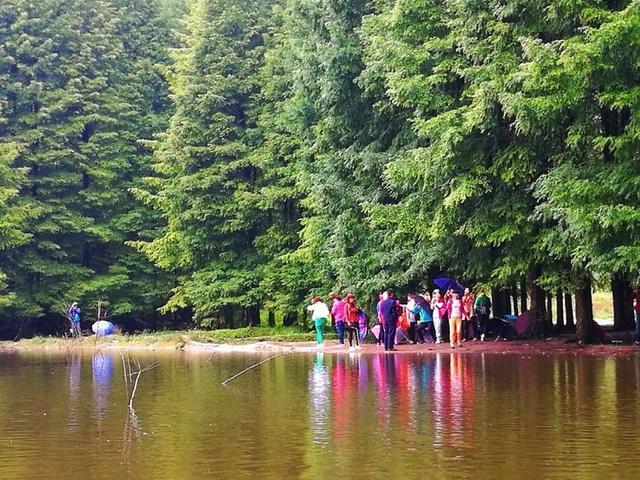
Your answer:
[433,277,463,294]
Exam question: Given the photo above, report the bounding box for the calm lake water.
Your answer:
[1,349,639,479]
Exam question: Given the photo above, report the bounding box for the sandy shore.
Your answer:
[2,334,638,357]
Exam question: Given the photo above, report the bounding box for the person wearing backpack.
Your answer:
[68,302,82,338]
[474,291,492,341]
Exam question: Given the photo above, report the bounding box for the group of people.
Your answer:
[307,288,493,351]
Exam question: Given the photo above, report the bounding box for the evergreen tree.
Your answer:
[0,0,174,334]
[507,0,639,341]
[136,0,276,326]
[0,144,31,312]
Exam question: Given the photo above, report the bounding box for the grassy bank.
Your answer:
[3,326,337,349]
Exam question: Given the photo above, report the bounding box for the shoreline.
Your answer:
[1,333,639,357]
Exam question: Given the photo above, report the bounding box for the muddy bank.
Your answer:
[2,334,638,357]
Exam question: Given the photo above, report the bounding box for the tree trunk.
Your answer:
[520,277,528,311]
[224,308,234,329]
[491,288,510,318]
[575,278,594,344]
[555,289,564,332]
[245,305,260,327]
[545,293,553,332]
[564,292,575,330]
[528,269,546,337]
[268,310,276,327]
[611,274,634,330]
[512,283,519,316]
[283,311,297,327]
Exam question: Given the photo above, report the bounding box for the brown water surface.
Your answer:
[0,350,639,479]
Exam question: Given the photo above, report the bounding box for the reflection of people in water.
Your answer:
[371,354,388,428]
[67,355,81,431]
[308,353,330,445]
[432,353,475,448]
[92,353,115,424]
[332,356,351,441]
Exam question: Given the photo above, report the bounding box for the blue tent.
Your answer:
[92,320,115,336]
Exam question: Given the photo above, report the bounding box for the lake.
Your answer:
[0,349,639,479]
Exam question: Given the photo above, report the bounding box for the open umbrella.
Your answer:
[433,277,463,294]
[412,294,430,310]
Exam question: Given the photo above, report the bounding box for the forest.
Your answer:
[1,0,639,342]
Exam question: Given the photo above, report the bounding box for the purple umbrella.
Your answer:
[433,277,463,294]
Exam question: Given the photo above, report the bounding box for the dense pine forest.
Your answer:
[1,0,639,341]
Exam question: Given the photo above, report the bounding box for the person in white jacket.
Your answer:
[307,296,330,346]
[431,290,445,344]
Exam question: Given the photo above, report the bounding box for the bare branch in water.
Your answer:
[118,349,158,411]
[221,352,291,386]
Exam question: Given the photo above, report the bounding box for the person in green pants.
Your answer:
[307,296,330,346]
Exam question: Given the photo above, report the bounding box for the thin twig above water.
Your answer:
[221,351,291,386]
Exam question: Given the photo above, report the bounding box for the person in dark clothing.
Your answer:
[474,291,492,341]
[379,290,400,351]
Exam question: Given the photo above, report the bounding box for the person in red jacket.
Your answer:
[343,294,361,350]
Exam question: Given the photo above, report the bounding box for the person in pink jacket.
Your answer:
[331,294,346,344]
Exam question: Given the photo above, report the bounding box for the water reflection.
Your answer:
[92,353,114,424]
[67,355,81,431]
[3,351,640,480]
[308,353,330,445]
[432,354,475,448]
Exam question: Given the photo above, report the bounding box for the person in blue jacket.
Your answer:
[410,293,435,344]
[68,302,81,338]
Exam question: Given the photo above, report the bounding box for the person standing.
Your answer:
[379,290,400,351]
[431,290,445,344]
[343,294,361,350]
[307,296,330,346]
[375,293,385,346]
[68,302,81,338]
[331,294,347,345]
[461,288,475,341]
[447,292,463,348]
[474,291,492,341]
[633,288,640,346]
[406,295,418,343]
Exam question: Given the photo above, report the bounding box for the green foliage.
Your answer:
[0,0,174,334]
[2,0,638,337]
[135,0,277,325]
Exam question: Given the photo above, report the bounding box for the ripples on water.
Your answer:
[0,350,639,479]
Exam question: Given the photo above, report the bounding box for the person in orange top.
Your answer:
[461,288,475,341]
[343,294,361,350]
